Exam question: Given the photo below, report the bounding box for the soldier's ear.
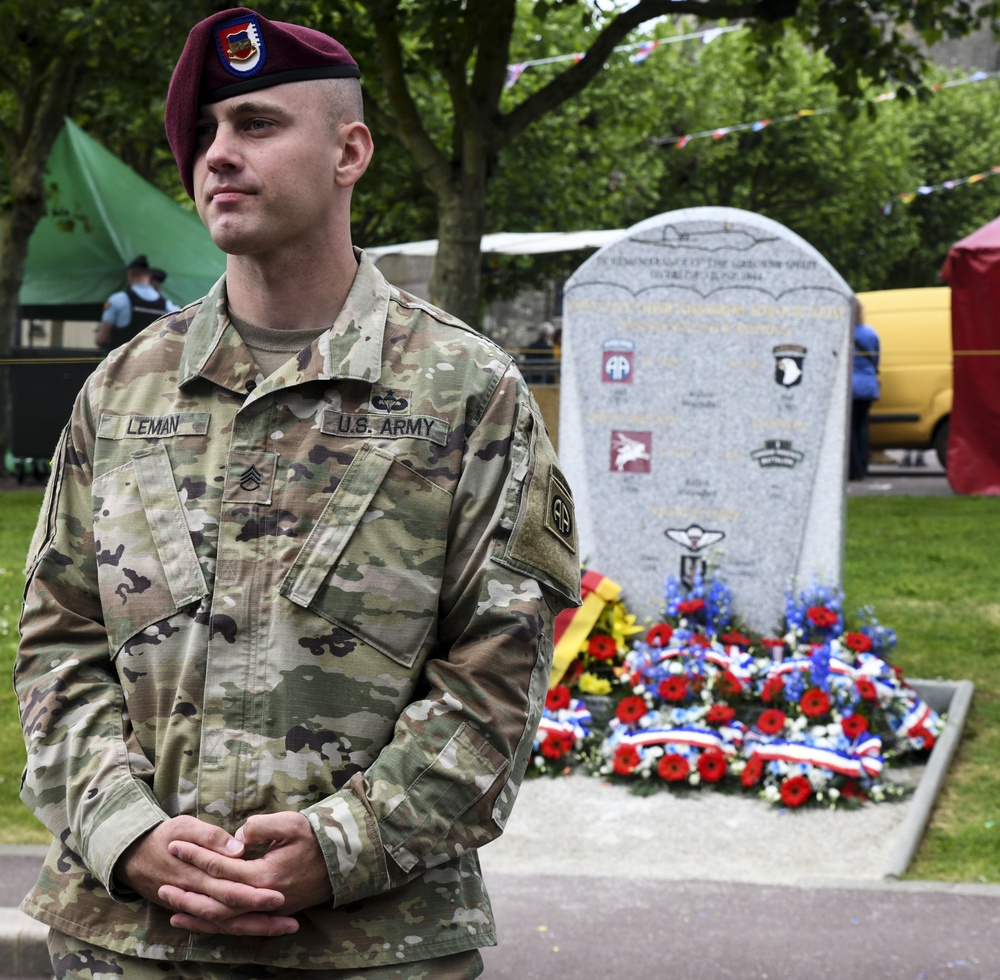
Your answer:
[335,122,373,188]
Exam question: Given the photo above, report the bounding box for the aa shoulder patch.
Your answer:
[502,448,581,610]
[543,467,576,552]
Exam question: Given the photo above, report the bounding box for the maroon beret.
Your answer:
[165,7,361,198]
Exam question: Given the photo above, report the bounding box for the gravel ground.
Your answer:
[480,769,924,886]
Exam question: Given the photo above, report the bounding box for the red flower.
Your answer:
[807,605,839,628]
[841,714,869,739]
[657,752,690,782]
[677,598,706,616]
[780,774,812,807]
[911,726,937,750]
[540,731,574,759]
[855,678,878,701]
[757,709,787,735]
[689,634,712,648]
[658,676,689,702]
[843,632,873,653]
[545,685,571,712]
[715,670,742,698]
[562,659,585,687]
[741,754,763,787]
[841,778,869,801]
[646,623,674,647]
[616,695,648,725]
[612,744,642,775]
[588,635,617,661]
[721,631,751,648]
[800,687,831,718]
[761,637,786,650]
[706,704,736,726]
[697,749,728,783]
[761,675,785,703]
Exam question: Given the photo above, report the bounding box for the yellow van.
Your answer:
[855,286,952,468]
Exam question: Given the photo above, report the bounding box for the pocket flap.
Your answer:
[281,444,397,607]
[131,444,209,606]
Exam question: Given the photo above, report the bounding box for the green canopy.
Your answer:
[20,118,225,316]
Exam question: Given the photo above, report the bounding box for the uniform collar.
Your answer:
[177,249,390,392]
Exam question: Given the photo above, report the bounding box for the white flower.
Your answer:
[807,769,829,790]
[689,772,701,786]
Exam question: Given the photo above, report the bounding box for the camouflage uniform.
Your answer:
[16,250,580,971]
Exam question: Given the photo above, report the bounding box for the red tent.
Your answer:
[940,215,1000,494]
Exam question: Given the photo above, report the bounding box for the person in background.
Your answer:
[15,7,579,979]
[850,296,880,481]
[95,254,171,351]
[150,267,182,312]
[523,320,556,384]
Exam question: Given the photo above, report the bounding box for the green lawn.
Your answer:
[2,490,999,879]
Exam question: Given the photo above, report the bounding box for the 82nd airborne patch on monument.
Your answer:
[602,339,635,384]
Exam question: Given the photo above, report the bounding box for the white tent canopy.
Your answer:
[366,229,624,259]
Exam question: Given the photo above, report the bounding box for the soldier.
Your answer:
[15,8,580,979]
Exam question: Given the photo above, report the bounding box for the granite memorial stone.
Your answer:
[559,207,853,633]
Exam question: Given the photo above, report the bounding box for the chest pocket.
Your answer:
[280,443,452,668]
[92,443,209,655]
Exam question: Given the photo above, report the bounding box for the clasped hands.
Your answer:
[115,812,332,937]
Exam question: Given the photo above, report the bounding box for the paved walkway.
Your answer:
[3,844,1000,979]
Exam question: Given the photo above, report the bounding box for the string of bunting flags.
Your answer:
[884,163,1000,214]
[652,69,1000,148]
[505,27,1000,214]
[504,24,742,88]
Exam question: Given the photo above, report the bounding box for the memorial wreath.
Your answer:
[531,569,944,809]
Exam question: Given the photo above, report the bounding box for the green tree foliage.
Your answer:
[0,0,996,440]
[882,74,1000,287]
[0,0,195,456]
[319,0,999,324]
[643,30,921,292]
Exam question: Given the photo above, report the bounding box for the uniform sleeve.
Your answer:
[101,292,129,327]
[302,363,581,905]
[14,382,167,896]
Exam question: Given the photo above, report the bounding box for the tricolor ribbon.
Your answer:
[537,701,593,744]
[897,699,932,737]
[751,737,883,778]
[549,570,621,687]
[617,725,739,756]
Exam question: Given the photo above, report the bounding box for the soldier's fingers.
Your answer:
[158,880,284,919]
[167,816,245,856]
[167,840,259,884]
[237,810,311,847]
[169,911,300,937]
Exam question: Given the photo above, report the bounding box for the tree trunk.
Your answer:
[0,44,81,461]
[0,166,51,463]
[430,182,487,326]
[0,103,75,461]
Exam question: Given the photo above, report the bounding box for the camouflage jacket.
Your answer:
[16,251,580,970]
